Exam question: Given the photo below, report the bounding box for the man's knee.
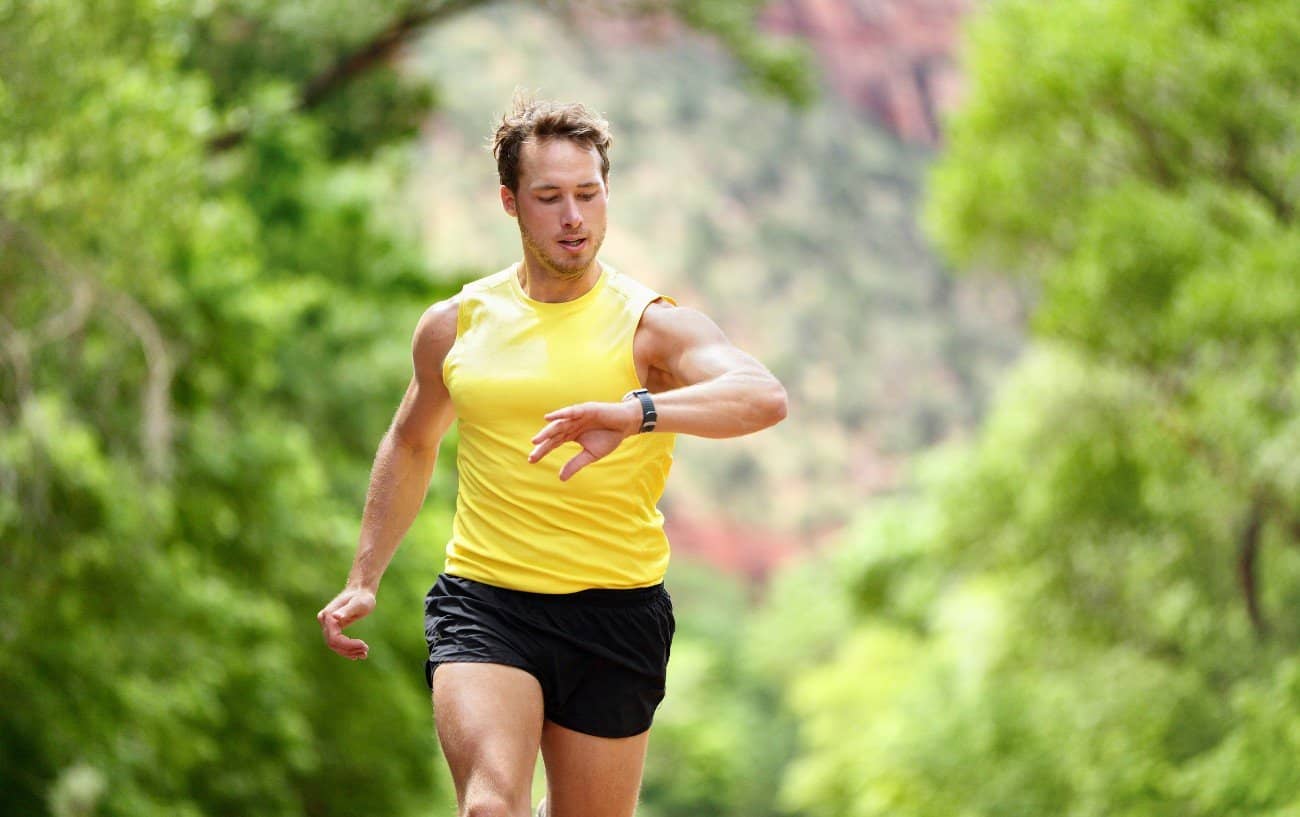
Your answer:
[462,790,527,817]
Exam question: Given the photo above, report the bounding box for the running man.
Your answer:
[317,95,787,817]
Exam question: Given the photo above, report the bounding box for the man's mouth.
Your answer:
[558,237,587,251]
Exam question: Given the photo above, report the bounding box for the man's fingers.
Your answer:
[317,599,344,636]
[542,404,590,422]
[529,430,580,463]
[559,449,598,482]
[317,596,345,622]
[531,418,568,445]
[529,423,569,458]
[318,592,374,660]
[529,438,556,463]
[321,612,370,659]
[330,595,373,627]
[530,418,587,462]
[532,403,624,472]
[329,632,370,660]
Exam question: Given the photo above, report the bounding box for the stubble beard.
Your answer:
[519,222,605,281]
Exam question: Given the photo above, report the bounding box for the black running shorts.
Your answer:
[423,574,676,738]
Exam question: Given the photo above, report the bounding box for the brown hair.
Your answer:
[491,93,613,192]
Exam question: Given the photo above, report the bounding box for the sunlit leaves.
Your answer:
[776,0,1300,814]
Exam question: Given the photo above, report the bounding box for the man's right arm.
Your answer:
[317,297,459,660]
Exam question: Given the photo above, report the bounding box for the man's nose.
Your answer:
[561,198,582,229]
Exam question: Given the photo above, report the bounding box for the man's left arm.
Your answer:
[529,302,787,480]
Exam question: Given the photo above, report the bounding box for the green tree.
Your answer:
[768,0,1300,815]
[1,2,457,815]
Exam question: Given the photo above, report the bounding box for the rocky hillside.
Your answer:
[762,0,973,146]
[572,0,974,146]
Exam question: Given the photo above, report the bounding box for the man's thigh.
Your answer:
[540,720,651,817]
[433,662,545,814]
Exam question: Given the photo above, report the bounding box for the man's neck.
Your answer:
[517,258,601,303]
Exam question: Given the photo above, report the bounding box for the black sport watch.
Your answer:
[622,388,658,433]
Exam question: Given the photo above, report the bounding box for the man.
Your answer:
[317,95,787,817]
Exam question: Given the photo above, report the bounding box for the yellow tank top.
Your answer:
[441,264,676,593]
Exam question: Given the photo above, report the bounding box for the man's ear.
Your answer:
[500,185,517,217]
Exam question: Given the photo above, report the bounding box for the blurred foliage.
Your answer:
[642,558,807,817]
[0,0,459,813]
[0,1,807,815]
[667,0,815,104]
[752,1,1300,815]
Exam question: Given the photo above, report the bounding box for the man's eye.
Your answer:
[578,193,596,201]
[539,196,559,204]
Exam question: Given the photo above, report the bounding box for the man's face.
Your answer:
[501,137,608,280]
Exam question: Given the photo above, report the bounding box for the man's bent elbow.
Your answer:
[387,425,442,462]
[759,380,789,429]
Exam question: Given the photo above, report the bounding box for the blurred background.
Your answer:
[3,0,1299,815]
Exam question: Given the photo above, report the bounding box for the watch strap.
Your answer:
[623,388,657,433]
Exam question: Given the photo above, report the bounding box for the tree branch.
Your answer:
[207,0,498,153]
[102,290,175,481]
[0,314,32,419]
[1113,98,1179,189]
[1,217,175,480]
[1224,124,1294,224]
[1238,494,1268,638]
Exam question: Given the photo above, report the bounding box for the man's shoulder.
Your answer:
[604,266,675,309]
[639,298,709,334]
[460,266,517,298]
[415,265,522,348]
[420,266,517,335]
[414,296,460,355]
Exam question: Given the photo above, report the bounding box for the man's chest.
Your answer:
[445,313,641,424]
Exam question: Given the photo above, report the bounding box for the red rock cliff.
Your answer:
[762,0,974,145]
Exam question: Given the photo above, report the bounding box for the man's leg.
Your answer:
[538,721,651,817]
[433,663,545,817]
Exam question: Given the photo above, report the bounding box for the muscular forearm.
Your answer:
[648,370,787,438]
[346,431,439,592]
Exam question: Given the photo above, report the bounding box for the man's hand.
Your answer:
[529,400,641,481]
[317,588,376,660]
